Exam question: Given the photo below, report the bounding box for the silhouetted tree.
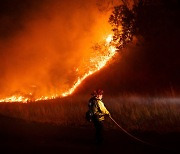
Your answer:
[109,5,136,49]
[109,0,180,50]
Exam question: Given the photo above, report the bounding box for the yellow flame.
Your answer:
[0,34,117,103]
[62,34,117,97]
[106,34,113,44]
[0,94,60,103]
[0,96,28,103]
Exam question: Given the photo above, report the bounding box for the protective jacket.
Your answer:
[90,97,110,121]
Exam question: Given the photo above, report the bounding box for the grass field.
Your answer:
[0,94,179,133]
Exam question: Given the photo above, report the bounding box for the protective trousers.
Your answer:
[93,118,103,144]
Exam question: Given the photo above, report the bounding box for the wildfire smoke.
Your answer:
[0,34,117,103]
[0,0,120,103]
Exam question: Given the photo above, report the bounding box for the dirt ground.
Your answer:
[0,114,179,154]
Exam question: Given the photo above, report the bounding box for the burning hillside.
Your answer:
[0,0,125,103]
[0,34,118,103]
[1,0,179,102]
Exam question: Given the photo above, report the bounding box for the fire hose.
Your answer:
[109,116,174,152]
[109,116,153,146]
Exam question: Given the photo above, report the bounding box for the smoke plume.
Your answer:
[0,0,119,99]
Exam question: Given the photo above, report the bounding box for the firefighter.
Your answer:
[89,89,111,145]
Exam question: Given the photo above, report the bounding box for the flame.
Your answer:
[106,34,113,44]
[61,34,117,96]
[0,34,117,103]
[0,96,29,103]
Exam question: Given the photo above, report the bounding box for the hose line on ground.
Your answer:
[110,116,157,146]
[109,116,174,152]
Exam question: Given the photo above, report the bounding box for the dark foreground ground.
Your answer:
[0,114,179,154]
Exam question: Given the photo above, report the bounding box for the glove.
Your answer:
[108,113,111,118]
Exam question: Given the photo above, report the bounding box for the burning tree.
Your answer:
[108,4,136,50]
[109,0,176,49]
[108,0,153,50]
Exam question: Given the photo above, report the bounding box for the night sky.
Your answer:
[0,0,180,98]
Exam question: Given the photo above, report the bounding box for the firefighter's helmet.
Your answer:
[91,89,104,96]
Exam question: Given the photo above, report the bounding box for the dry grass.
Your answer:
[105,95,180,132]
[0,94,179,132]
